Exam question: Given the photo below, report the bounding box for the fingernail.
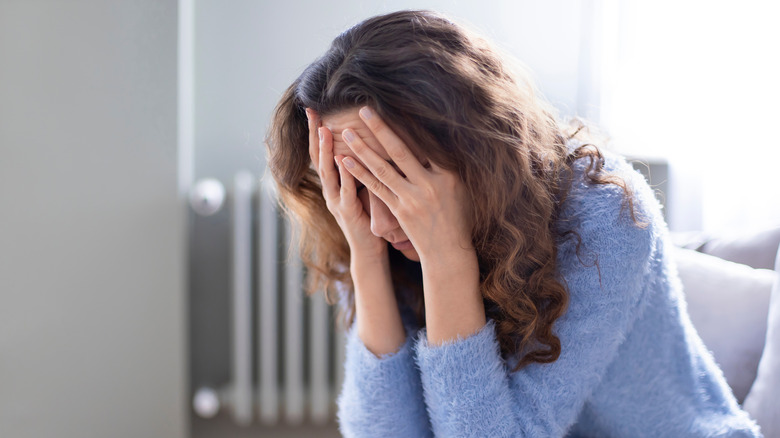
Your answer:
[343,129,355,143]
[305,108,311,121]
[318,127,323,143]
[343,157,355,169]
[359,107,373,120]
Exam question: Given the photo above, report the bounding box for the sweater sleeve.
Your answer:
[413,169,658,437]
[336,322,433,437]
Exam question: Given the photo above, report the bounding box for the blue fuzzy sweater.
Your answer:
[336,149,763,437]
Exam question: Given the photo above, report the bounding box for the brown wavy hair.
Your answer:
[265,10,638,371]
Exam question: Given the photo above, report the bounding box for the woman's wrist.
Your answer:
[350,245,406,357]
[420,246,486,346]
[419,241,477,275]
[350,246,388,270]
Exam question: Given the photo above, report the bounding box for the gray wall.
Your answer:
[0,1,186,437]
[194,0,586,183]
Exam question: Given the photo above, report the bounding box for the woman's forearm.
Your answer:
[352,253,406,357]
[421,247,486,346]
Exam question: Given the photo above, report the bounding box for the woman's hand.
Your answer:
[339,107,474,266]
[306,108,386,260]
[341,106,485,345]
[308,108,405,355]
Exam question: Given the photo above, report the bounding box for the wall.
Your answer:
[0,2,186,437]
[193,0,586,183]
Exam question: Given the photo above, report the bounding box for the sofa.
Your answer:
[672,227,780,437]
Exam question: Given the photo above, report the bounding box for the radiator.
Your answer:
[190,171,346,426]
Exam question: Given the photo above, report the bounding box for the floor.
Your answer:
[191,413,341,438]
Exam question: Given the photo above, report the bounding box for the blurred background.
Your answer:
[1,1,778,437]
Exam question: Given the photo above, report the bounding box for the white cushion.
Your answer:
[743,244,780,437]
[672,247,774,403]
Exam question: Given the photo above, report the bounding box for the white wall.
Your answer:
[602,1,780,233]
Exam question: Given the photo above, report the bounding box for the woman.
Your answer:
[266,10,761,438]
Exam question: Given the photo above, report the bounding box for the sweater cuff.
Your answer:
[338,326,431,437]
[414,318,503,363]
[345,323,416,365]
[413,319,517,437]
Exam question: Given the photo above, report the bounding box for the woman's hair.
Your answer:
[266,10,637,371]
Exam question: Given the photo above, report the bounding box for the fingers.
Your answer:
[306,107,361,210]
[358,106,428,183]
[343,127,404,191]
[342,152,398,209]
[317,126,339,200]
[335,155,356,199]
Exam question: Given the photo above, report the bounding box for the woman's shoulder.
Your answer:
[557,143,663,268]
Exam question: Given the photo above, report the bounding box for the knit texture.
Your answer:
[336,150,763,437]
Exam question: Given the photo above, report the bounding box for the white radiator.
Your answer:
[191,172,346,426]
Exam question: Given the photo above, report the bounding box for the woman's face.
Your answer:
[321,109,421,262]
